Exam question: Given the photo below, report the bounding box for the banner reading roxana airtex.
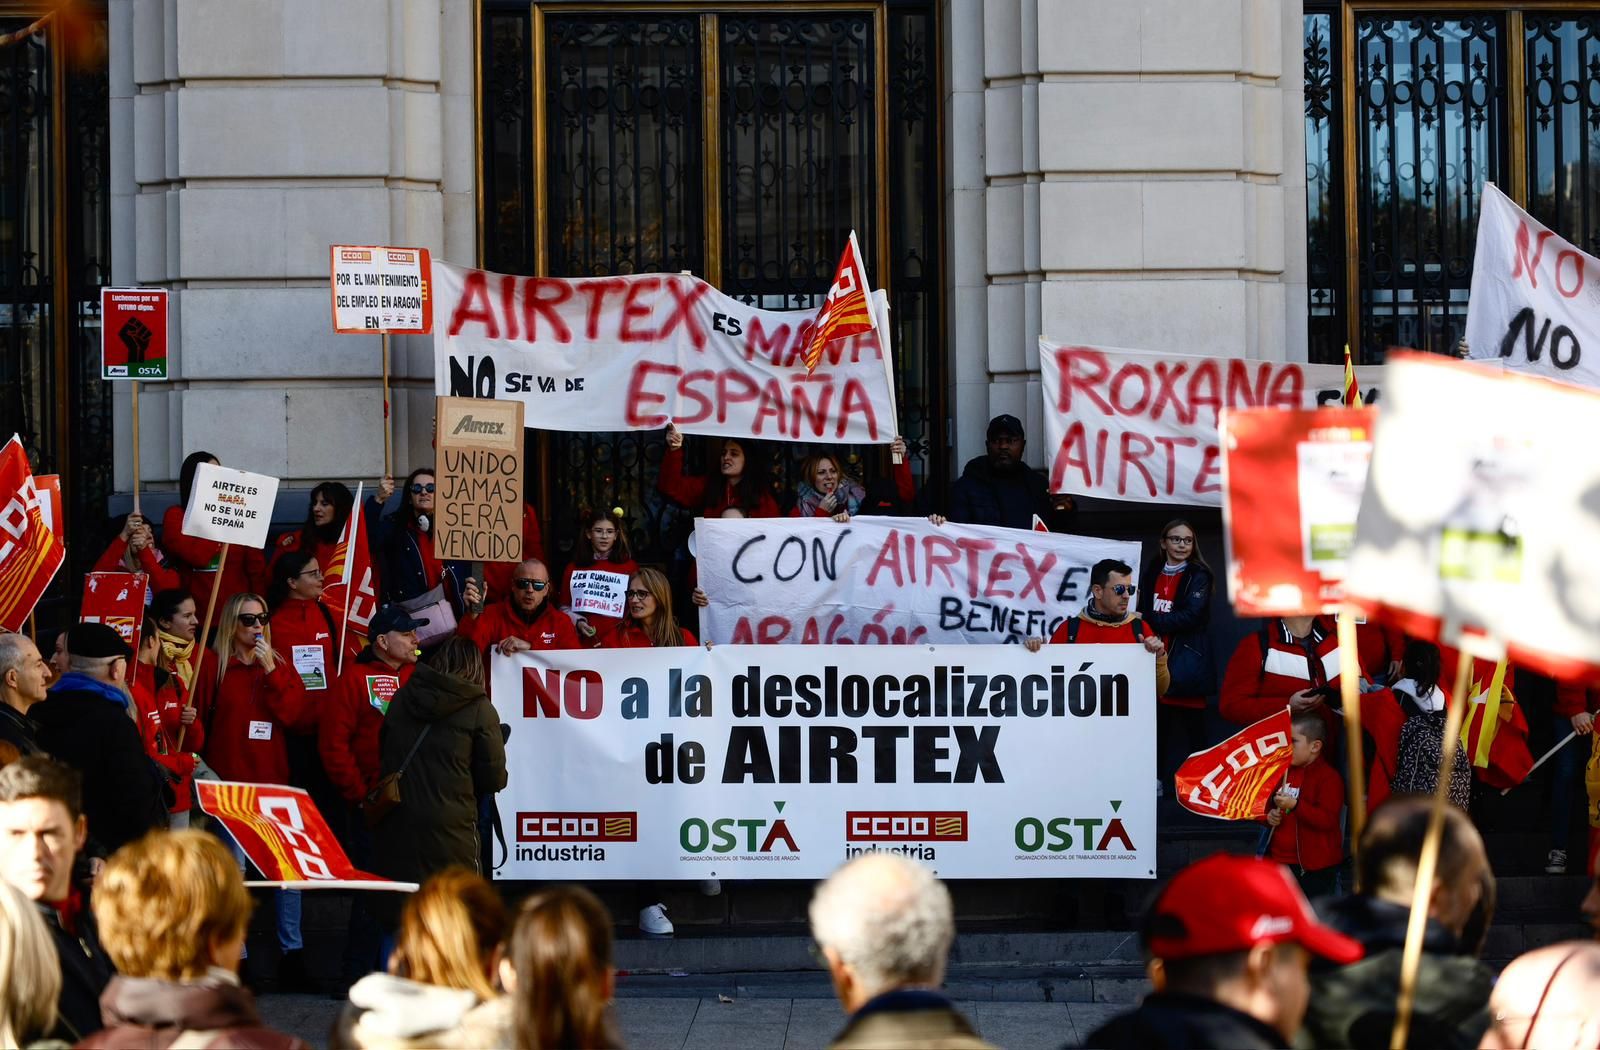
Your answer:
[490,645,1156,881]
[432,261,897,444]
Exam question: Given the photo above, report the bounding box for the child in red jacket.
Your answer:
[1263,711,1346,899]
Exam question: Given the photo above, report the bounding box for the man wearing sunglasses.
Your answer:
[1025,559,1170,696]
[458,558,579,661]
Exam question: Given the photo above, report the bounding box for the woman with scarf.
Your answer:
[790,453,867,519]
[131,613,201,827]
[273,481,355,574]
[160,451,268,623]
[150,589,201,690]
[600,568,697,649]
[561,508,639,644]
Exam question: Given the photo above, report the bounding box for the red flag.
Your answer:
[321,495,378,639]
[0,436,65,632]
[1342,344,1362,407]
[196,781,415,889]
[81,573,150,679]
[1031,514,1050,533]
[1176,708,1294,820]
[801,232,877,373]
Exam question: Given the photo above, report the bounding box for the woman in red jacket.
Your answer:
[657,424,780,518]
[151,589,201,692]
[271,481,354,574]
[131,614,200,826]
[161,451,268,624]
[93,512,181,592]
[602,568,698,648]
[192,592,313,987]
[265,551,359,710]
[561,508,640,643]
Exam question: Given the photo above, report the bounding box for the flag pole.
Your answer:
[336,483,362,678]
[130,380,142,518]
[1336,608,1367,885]
[1389,649,1476,1050]
[1501,730,1579,795]
[176,543,230,752]
[381,334,392,479]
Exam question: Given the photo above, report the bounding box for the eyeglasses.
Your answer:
[237,613,269,627]
[296,568,323,579]
[409,482,436,494]
[1104,584,1136,597]
[625,590,651,599]
[513,579,549,591]
[1164,536,1194,545]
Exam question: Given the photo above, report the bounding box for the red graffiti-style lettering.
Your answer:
[624,361,675,427]
[676,369,716,425]
[1265,365,1303,407]
[745,316,791,365]
[623,365,879,440]
[447,270,499,338]
[577,278,629,339]
[1150,361,1191,423]
[1513,222,1557,288]
[1109,363,1152,416]
[618,277,662,342]
[1118,432,1159,497]
[1053,347,1114,414]
[659,278,710,349]
[865,531,905,587]
[499,274,519,341]
[522,279,573,343]
[983,551,1016,599]
[1153,436,1200,494]
[716,371,762,424]
[1015,546,1057,602]
[1195,445,1223,494]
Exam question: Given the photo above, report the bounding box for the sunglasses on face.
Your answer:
[237,613,269,627]
[410,483,435,494]
[625,590,651,599]
[513,579,549,591]
[1102,584,1136,597]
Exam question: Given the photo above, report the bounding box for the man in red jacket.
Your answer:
[1025,559,1170,694]
[458,558,579,659]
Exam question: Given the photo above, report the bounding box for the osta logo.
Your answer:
[844,811,966,861]
[515,811,635,863]
[1013,800,1137,857]
[680,801,799,858]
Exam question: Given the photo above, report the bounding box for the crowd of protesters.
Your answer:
[0,411,1595,1048]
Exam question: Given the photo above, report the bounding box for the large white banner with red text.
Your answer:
[490,645,1155,879]
[432,261,897,444]
[696,516,1139,645]
[1038,342,1379,506]
[1466,184,1600,389]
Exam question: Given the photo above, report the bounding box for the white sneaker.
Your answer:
[700,878,722,896]
[1546,849,1568,875]
[639,903,674,938]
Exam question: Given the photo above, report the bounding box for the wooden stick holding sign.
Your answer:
[174,543,229,752]
[1335,609,1367,883]
[381,335,391,478]
[1388,649,1477,1050]
[130,381,141,517]
[172,462,281,751]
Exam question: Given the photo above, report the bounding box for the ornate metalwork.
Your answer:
[483,11,534,273]
[1354,15,1506,360]
[1304,9,1344,365]
[1525,15,1600,257]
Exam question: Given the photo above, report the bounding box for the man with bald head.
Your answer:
[1480,941,1600,1049]
[809,853,995,1049]
[458,558,579,659]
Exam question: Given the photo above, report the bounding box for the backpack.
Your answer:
[1390,706,1472,809]
[1064,617,1146,643]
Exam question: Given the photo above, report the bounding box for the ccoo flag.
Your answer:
[0,436,66,633]
[801,232,877,373]
[1176,708,1294,821]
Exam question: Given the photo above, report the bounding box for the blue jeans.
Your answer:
[1551,716,1583,852]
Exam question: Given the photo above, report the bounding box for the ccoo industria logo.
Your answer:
[843,810,967,861]
[515,811,635,863]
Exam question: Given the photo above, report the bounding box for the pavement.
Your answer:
[257,988,1128,1049]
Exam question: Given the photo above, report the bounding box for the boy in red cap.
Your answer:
[1261,712,1345,900]
[1085,854,1362,1049]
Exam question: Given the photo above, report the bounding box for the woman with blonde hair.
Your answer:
[791,452,866,519]
[501,886,620,1050]
[335,868,512,1049]
[601,567,697,649]
[0,880,61,1048]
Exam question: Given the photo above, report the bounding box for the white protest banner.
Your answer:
[1465,183,1600,388]
[568,569,629,618]
[1039,341,1380,506]
[433,260,896,444]
[180,463,279,549]
[491,644,1155,880]
[1344,353,1600,680]
[330,245,433,334]
[696,516,1139,645]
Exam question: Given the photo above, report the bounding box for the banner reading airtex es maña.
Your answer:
[491,645,1156,880]
[432,261,896,444]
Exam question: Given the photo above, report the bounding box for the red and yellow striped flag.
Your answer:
[1176,708,1295,821]
[0,436,65,633]
[1342,344,1363,407]
[801,232,876,373]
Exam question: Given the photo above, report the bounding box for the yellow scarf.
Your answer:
[157,628,197,690]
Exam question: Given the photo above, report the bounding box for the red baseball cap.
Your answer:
[1145,854,1363,964]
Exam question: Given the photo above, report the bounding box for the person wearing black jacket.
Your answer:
[28,624,167,854]
[0,757,115,1044]
[367,467,471,610]
[1138,519,1217,779]
[369,636,507,924]
[0,635,49,766]
[947,415,1070,531]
